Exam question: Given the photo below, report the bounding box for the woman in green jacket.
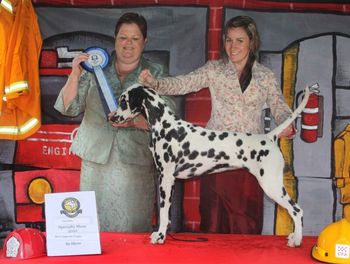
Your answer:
[55,12,175,232]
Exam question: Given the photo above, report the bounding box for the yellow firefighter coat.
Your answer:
[0,0,42,140]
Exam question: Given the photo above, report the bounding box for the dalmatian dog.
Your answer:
[110,83,311,247]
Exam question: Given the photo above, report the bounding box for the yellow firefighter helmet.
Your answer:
[312,218,350,263]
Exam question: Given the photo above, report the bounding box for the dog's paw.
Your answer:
[287,233,302,247]
[150,231,166,244]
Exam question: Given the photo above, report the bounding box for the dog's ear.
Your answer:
[128,86,148,114]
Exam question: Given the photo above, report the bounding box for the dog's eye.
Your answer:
[119,99,127,111]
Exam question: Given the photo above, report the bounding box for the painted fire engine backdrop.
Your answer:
[1,0,350,244]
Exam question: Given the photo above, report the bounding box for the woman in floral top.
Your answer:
[139,16,295,234]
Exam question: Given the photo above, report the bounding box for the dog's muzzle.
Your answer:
[109,114,124,123]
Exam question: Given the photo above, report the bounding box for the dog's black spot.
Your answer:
[167,145,173,154]
[162,120,171,129]
[169,188,174,206]
[292,205,301,217]
[182,141,190,150]
[164,129,178,142]
[236,139,243,147]
[158,233,165,240]
[237,149,245,160]
[257,149,269,162]
[293,206,300,213]
[260,140,266,146]
[174,163,195,176]
[172,156,178,163]
[250,150,257,159]
[168,147,177,163]
[282,187,287,197]
[154,153,164,173]
[160,187,166,199]
[260,169,264,176]
[208,132,216,141]
[200,131,207,136]
[164,152,169,162]
[188,151,199,160]
[184,149,190,156]
[160,128,166,139]
[163,143,168,149]
[207,148,215,158]
[177,127,187,142]
[203,163,231,174]
[221,152,230,160]
[215,151,230,161]
[288,199,296,206]
[181,142,190,156]
[219,132,229,140]
[201,151,207,156]
[157,175,163,188]
[246,133,252,136]
[164,127,187,143]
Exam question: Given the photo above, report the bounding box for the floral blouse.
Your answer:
[156,59,291,133]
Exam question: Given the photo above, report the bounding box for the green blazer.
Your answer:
[54,54,175,165]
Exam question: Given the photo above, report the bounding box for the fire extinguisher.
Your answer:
[296,83,324,143]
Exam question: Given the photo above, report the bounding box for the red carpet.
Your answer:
[0,232,319,264]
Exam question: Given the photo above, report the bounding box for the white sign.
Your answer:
[45,191,101,256]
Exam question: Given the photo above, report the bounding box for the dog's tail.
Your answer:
[267,83,314,141]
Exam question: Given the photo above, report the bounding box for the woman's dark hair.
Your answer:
[114,12,147,39]
[223,16,261,92]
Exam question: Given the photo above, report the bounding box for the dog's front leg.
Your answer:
[150,171,175,244]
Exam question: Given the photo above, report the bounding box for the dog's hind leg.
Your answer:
[150,170,175,244]
[260,175,303,247]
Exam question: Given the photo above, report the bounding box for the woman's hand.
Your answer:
[279,124,296,139]
[108,113,149,130]
[62,53,90,108]
[139,69,158,89]
[132,115,149,130]
[70,53,89,78]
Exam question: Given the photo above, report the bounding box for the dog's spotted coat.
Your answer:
[111,84,310,247]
